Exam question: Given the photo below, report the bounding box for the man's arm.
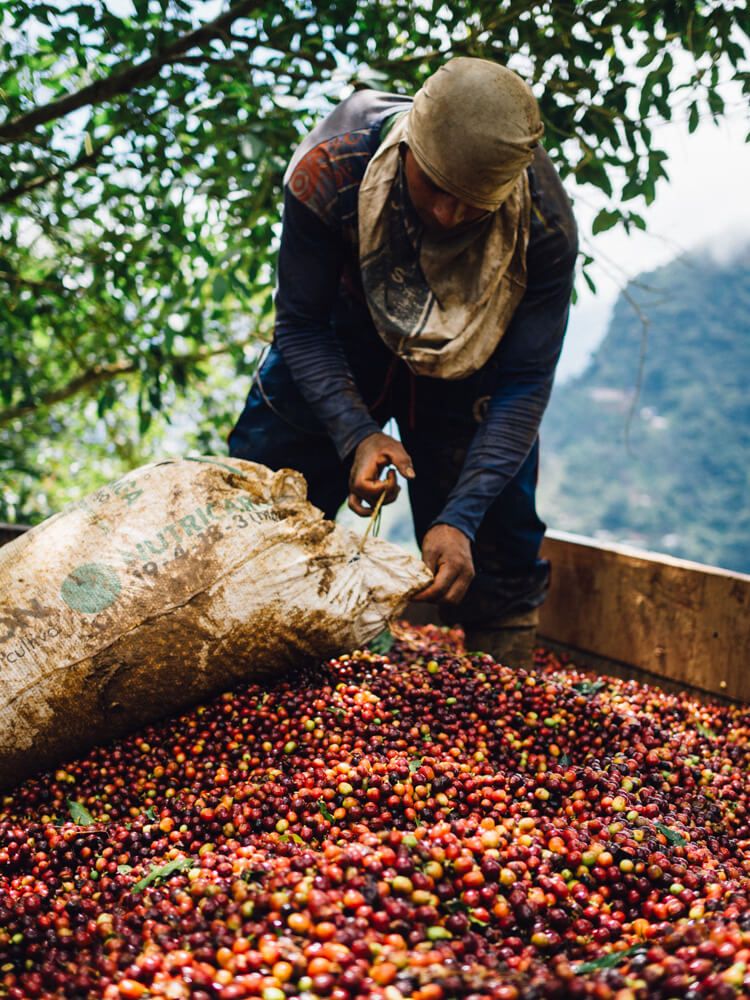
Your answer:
[432,247,576,543]
[413,259,573,604]
[414,248,574,606]
[274,186,382,460]
[275,187,415,511]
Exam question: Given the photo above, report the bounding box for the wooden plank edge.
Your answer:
[544,529,750,583]
[540,531,750,702]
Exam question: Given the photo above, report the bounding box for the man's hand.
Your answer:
[414,524,475,605]
[348,432,416,517]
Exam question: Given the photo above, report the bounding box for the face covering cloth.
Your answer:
[359,57,544,379]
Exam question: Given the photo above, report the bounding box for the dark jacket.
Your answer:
[272,89,578,540]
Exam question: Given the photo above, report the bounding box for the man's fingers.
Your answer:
[348,437,414,521]
[348,492,395,517]
[352,435,415,493]
[372,468,399,502]
[441,570,474,606]
[413,579,452,603]
[393,453,416,480]
[348,493,372,517]
[368,441,415,481]
[348,470,400,517]
[413,561,458,603]
[414,557,474,604]
[384,445,416,480]
[353,469,399,505]
[414,523,474,603]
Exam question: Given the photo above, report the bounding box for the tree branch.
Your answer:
[0,0,260,142]
[1,361,137,426]
[0,339,260,427]
[0,270,61,290]
[0,143,106,204]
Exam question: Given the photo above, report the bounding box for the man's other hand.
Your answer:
[413,524,475,605]
[348,432,416,517]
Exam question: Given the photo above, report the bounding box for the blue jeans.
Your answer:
[229,343,549,624]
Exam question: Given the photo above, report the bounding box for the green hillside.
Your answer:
[539,246,750,574]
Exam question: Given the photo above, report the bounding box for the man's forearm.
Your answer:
[274,323,380,459]
[436,224,575,540]
[274,188,381,459]
[433,374,553,540]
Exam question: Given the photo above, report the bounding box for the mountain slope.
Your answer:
[539,246,750,573]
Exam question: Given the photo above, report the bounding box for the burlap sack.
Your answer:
[0,457,431,788]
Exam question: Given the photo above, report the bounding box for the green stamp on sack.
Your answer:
[60,563,122,614]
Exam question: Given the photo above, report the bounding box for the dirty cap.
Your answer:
[406,56,544,212]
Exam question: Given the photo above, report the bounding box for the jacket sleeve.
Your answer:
[273,187,381,459]
[433,200,578,542]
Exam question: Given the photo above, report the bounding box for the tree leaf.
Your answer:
[212,273,229,302]
[368,628,395,655]
[573,679,606,696]
[67,799,96,825]
[318,800,334,822]
[278,832,306,845]
[575,942,647,974]
[592,209,620,235]
[688,102,700,134]
[132,857,196,894]
[653,822,687,846]
[696,722,717,739]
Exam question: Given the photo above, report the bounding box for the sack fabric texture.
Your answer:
[0,457,430,788]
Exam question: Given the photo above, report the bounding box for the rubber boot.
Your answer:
[463,609,539,670]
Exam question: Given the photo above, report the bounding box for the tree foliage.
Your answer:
[1,0,748,521]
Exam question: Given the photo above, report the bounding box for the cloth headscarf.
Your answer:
[358,57,544,379]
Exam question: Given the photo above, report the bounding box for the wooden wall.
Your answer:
[539,531,750,702]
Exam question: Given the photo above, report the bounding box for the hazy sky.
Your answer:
[559,82,750,382]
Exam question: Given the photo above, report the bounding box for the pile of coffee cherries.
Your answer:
[1,624,750,999]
